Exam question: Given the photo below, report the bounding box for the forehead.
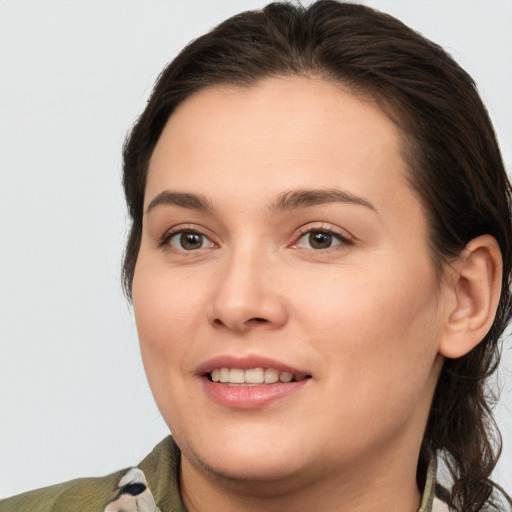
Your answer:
[146,76,413,217]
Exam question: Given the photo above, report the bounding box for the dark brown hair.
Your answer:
[122,2,512,509]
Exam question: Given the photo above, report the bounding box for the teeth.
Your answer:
[209,367,307,385]
[279,372,293,383]
[245,368,264,384]
[229,368,244,383]
[264,368,279,384]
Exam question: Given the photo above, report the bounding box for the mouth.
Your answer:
[206,367,311,386]
[198,355,312,408]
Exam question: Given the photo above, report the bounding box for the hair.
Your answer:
[121,1,512,510]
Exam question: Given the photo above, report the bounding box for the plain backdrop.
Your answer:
[0,0,511,499]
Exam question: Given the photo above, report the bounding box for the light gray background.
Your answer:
[0,0,510,499]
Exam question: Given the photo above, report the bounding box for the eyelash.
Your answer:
[159,227,216,251]
[158,224,353,253]
[292,225,354,251]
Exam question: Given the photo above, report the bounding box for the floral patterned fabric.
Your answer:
[104,468,161,512]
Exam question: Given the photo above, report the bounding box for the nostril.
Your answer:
[211,317,267,328]
[209,311,278,331]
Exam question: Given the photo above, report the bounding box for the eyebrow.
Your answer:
[145,188,376,216]
[269,189,377,213]
[145,191,214,214]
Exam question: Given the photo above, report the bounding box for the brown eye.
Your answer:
[293,228,350,250]
[308,231,333,249]
[168,231,212,251]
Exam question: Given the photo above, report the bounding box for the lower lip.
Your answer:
[201,378,309,409]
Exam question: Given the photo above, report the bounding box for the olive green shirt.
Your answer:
[0,436,449,511]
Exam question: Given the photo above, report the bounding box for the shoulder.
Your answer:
[0,469,128,512]
[0,436,184,512]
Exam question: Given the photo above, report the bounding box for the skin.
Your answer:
[132,76,468,512]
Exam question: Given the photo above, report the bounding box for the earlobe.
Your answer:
[439,235,503,359]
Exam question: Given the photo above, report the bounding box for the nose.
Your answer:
[206,247,288,333]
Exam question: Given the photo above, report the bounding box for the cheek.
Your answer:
[132,260,208,376]
[296,261,442,382]
[310,274,441,432]
[132,264,208,428]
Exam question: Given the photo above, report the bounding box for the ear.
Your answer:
[439,235,503,359]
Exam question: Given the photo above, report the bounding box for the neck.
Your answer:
[180,442,424,512]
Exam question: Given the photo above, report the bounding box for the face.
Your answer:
[133,77,448,488]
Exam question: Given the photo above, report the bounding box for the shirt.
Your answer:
[0,436,450,511]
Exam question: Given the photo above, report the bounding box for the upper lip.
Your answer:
[196,354,311,378]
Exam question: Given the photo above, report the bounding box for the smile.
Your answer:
[199,357,312,409]
[208,367,309,385]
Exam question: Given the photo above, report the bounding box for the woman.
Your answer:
[2,1,511,511]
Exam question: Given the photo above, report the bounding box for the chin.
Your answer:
[178,427,309,484]
[194,450,304,486]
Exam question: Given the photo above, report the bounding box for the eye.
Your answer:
[293,228,351,250]
[167,230,214,251]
